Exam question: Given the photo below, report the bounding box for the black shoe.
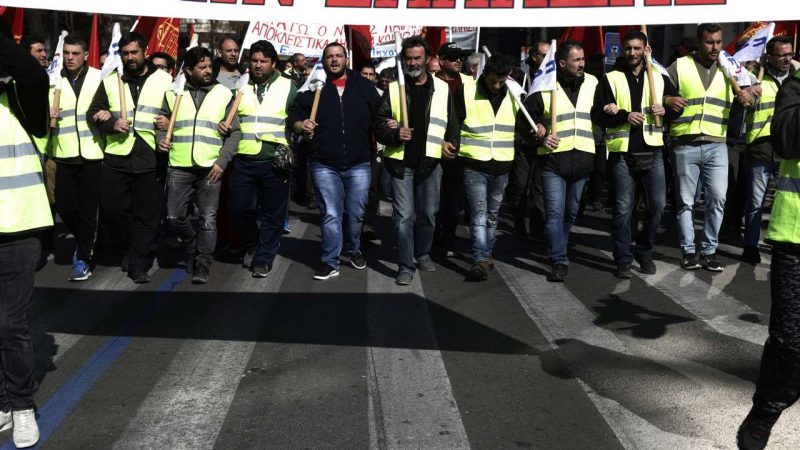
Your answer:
[361,224,378,242]
[635,253,657,274]
[251,264,270,278]
[121,251,130,273]
[737,410,780,450]
[547,263,568,282]
[349,250,367,270]
[313,264,339,280]
[129,267,150,284]
[742,246,761,265]
[701,253,724,272]
[191,265,209,284]
[614,263,633,279]
[681,253,701,270]
[469,263,488,281]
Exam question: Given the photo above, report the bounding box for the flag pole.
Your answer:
[224,73,248,127]
[347,26,353,70]
[50,31,68,129]
[641,25,662,128]
[394,32,409,128]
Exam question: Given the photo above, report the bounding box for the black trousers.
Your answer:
[0,234,39,411]
[435,158,464,251]
[55,161,102,263]
[507,148,545,236]
[100,167,161,271]
[722,141,747,234]
[752,245,800,418]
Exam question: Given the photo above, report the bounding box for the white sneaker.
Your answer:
[0,410,11,432]
[12,409,39,448]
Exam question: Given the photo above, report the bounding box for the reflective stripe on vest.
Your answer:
[767,159,800,244]
[669,55,733,139]
[103,69,173,156]
[166,84,232,168]
[384,77,450,161]
[538,74,598,155]
[237,76,292,155]
[0,91,54,233]
[746,74,780,144]
[50,67,105,160]
[459,81,518,162]
[604,70,664,152]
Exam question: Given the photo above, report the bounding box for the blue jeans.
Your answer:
[228,158,290,267]
[464,168,508,263]
[310,161,371,269]
[743,158,780,248]
[391,165,442,274]
[541,169,588,264]
[610,151,666,265]
[673,141,728,256]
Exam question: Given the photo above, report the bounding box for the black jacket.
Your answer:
[287,70,381,170]
[0,33,48,140]
[375,74,460,178]
[88,61,164,173]
[771,74,800,160]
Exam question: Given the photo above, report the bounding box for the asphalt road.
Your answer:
[7,199,798,450]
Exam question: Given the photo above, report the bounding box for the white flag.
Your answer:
[100,23,123,79]
[733,22,774,64]
[529,39,557,94]
[234,71,250,92]
[649,56,671,82]
[718,50,753,87]
[47,31,68,86]
[298,60,326,93]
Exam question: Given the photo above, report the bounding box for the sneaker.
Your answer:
[547,263,568,282]
[242,251,254,269]
[361,223,378,242]
[701,253,724,272]
[635,253,657,274]
[614,263,633,279]
[469,263,488,281]
[12,409,39,448]
[191,265,209,284]
[416,257,436,272]
[251,264,270,278]
[68,259,92,281]
[349,250,367,270]
[314,264,339,280]
[444,249,456,258]
[129,267,150,284]
[0,410,11,432]
[737,410,780,450]
[742,246,761,265]
[395,271,414,285]
[282,217,291,234]
[681,253,701,270]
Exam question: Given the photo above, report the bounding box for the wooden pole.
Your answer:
[399,84,409,128]
[165,95,182,142]
[50,88,61,128]
[550,86,557,139]
[117,72,128,123]
[309,89,322,123]
[641,25,662,128]
[224,91,244,127]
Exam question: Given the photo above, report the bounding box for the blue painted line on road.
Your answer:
[1,268,187,450]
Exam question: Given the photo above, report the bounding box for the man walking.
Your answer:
[289,43,381,280]
[214,36,243,90]
[88,32,173,283]
[375,36,459,285]
[48,35,106,281]
[158,46,234,284]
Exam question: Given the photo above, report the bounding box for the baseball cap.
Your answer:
[438,42,470,60]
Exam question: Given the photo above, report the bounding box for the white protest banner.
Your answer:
[6,0,797,28]
[450,27,479,53]
[241,22,346,58]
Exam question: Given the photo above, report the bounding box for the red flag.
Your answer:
[422,26,447,57]
[0,7,24,43]
[558,27,604,57]
[134,16,181,60]
[87,14,100,69]
[344,25,372,71]
[725,21,798,55]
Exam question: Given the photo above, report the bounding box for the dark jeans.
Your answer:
[0,234,39,410]
[507,148,544,236]
[54,160,101,263]
[392,164,442,274]
[609,151,666,265]
[166,167,222,270]
[229,158,290,267]
[435,159,463,251]
[542,169,588,264]
[464,168,508,263]
[751,246,800,419]
[100,166,161,271]
[587,144,608,204]
[722,141,747,235]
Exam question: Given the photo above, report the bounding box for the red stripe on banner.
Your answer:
[464,0,514,8]
[522,0,548,6]
[550,0,633,6]
[674,0,725,4]
[644,0,672,5]
[408,0,455,6]
[373,0,399,7]
[325,0,371,6]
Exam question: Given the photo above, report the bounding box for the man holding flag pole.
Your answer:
[88,30,173,283]
[517,39,602,282]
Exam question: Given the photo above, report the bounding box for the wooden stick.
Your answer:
[640,25,662,128]
[165,94,182,142]
[399,84,409,128]
[727,76,743,95]
[224,91,244,127]
[117,72,128,123]
[50,88,61,128]
[310,89,322,123]
[757,64,765,83]
[550,86,557,140]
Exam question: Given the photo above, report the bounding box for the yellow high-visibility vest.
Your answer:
[670,55,734,138]
[459,81,518,162]
[384,77,450,160]
[538,74,598,155]
[237,76,293,155]
[604,70,664,152]
[49,67,105,160]
[165,84,232,168]
[746,73,780,144]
